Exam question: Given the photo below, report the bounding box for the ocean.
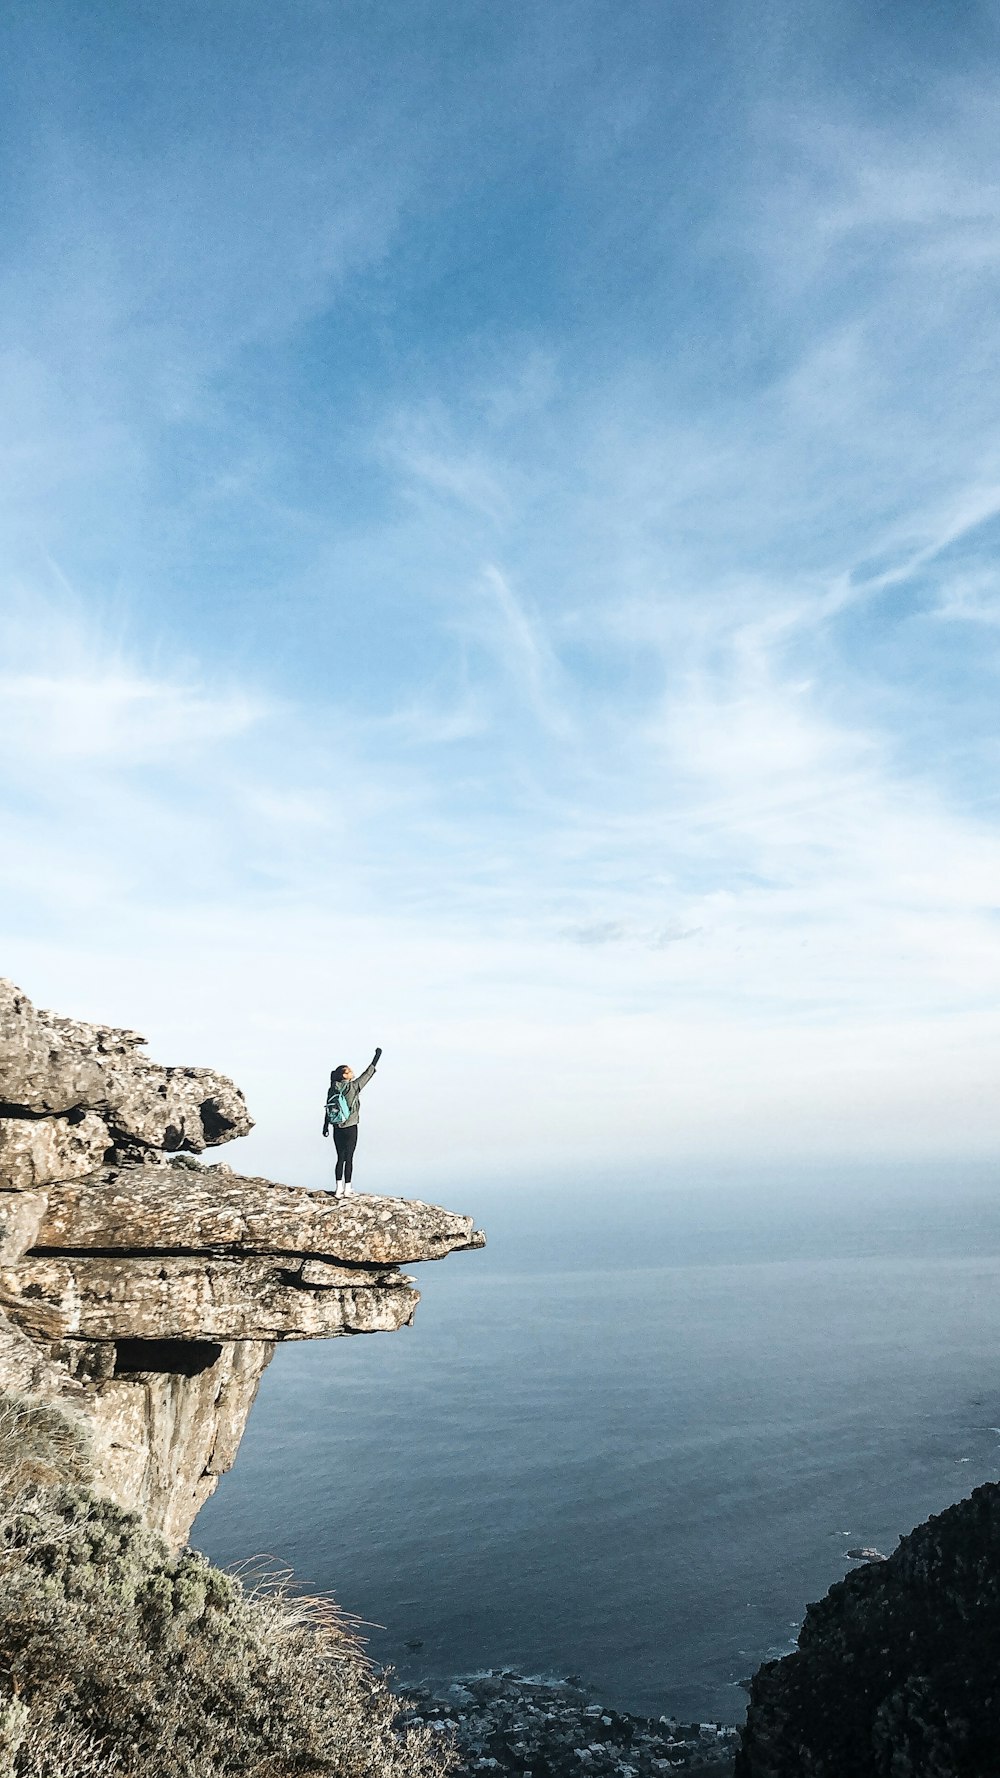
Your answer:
[195,1168,1000,1725]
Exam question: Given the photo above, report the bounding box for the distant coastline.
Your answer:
[399,1671,738,1777]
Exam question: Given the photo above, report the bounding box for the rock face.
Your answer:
[0,1112,110,1189]
[62,1338,275,1545]
[0,977,252,1151]
[737,1482,1000,1777]
[36,1166,485,1263]
[0,1254,423,1342]
[0,980,484,1546]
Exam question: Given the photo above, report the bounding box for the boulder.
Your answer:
[0,978,117,1113]
[0,1191,47,1263]
[0,980,252,1150]
[0,1112,110,1189]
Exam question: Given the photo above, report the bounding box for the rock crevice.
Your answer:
[0,980,483,1546]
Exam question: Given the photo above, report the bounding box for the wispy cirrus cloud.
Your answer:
[6,568,1000,1182]
[1,671,264,765]
[4,4,1000,1181]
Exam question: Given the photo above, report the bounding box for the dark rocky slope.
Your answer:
[737,1480,1000,1777]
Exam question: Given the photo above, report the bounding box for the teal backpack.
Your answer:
[325,1085,350,1127]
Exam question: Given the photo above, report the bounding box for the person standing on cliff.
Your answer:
[322,1049,382,1195]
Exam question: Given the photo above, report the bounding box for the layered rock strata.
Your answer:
[0,980,483,1545]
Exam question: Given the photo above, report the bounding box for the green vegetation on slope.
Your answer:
[0,1393,453,1778]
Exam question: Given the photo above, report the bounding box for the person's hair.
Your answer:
[330,1065,350,1084]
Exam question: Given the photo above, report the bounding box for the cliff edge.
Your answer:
[0,979,484,1545]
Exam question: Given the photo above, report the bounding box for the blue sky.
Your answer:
[4,1,1000,1187]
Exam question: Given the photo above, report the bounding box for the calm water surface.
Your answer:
[196,1173,1000,1723]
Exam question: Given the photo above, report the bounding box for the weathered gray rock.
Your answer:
[0,979,485,1549]
[0,1303,82,1400]
[0,1111,109,1189]
[0,1191,47,1263]
[72,1340,274,1545]
[0,979,251,1151]
[38,1168,485,1263]
[0,1253,420,1342]
[0,979,118,1112]
[299,1256,397,1286]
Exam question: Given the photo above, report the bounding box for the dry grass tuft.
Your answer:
[229,1555,367,1650]
[0,1394,91,1495]
[0,1391,455,1778]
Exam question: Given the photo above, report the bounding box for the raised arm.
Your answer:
[353,1047,382,1092]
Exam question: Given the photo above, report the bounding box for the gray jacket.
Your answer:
[325,1058,378,1131]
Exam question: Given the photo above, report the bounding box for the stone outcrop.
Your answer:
[0,979,484,1546]
[0,1111,110,1190]
[60,1338,275,1543]
[0,977,252,1152]
[36,1165,484,1263]
[737,1482,1000,1777]
[0,1254,422,1342]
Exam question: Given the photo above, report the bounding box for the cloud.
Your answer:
[381,406,514,528]
[470,565,575,738]
[0,670,265,765]
[932,568,1000,626]
[564,921,701,950]
[4,10,1000,1180]
[565,921,625,946]
[5,531,1000,1183]
[649,925,702,949]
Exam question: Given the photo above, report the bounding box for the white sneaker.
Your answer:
[342,1183,355,1196]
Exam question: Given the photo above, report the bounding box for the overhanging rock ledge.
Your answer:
[0,979,484,1546]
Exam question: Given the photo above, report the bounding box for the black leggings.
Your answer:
[333,1125,359,1183]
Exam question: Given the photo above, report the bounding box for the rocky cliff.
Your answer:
[736,1481,1000,1777]
[0,979,483,1545]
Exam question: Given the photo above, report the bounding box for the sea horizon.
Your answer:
[195,1168,1000,1724]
